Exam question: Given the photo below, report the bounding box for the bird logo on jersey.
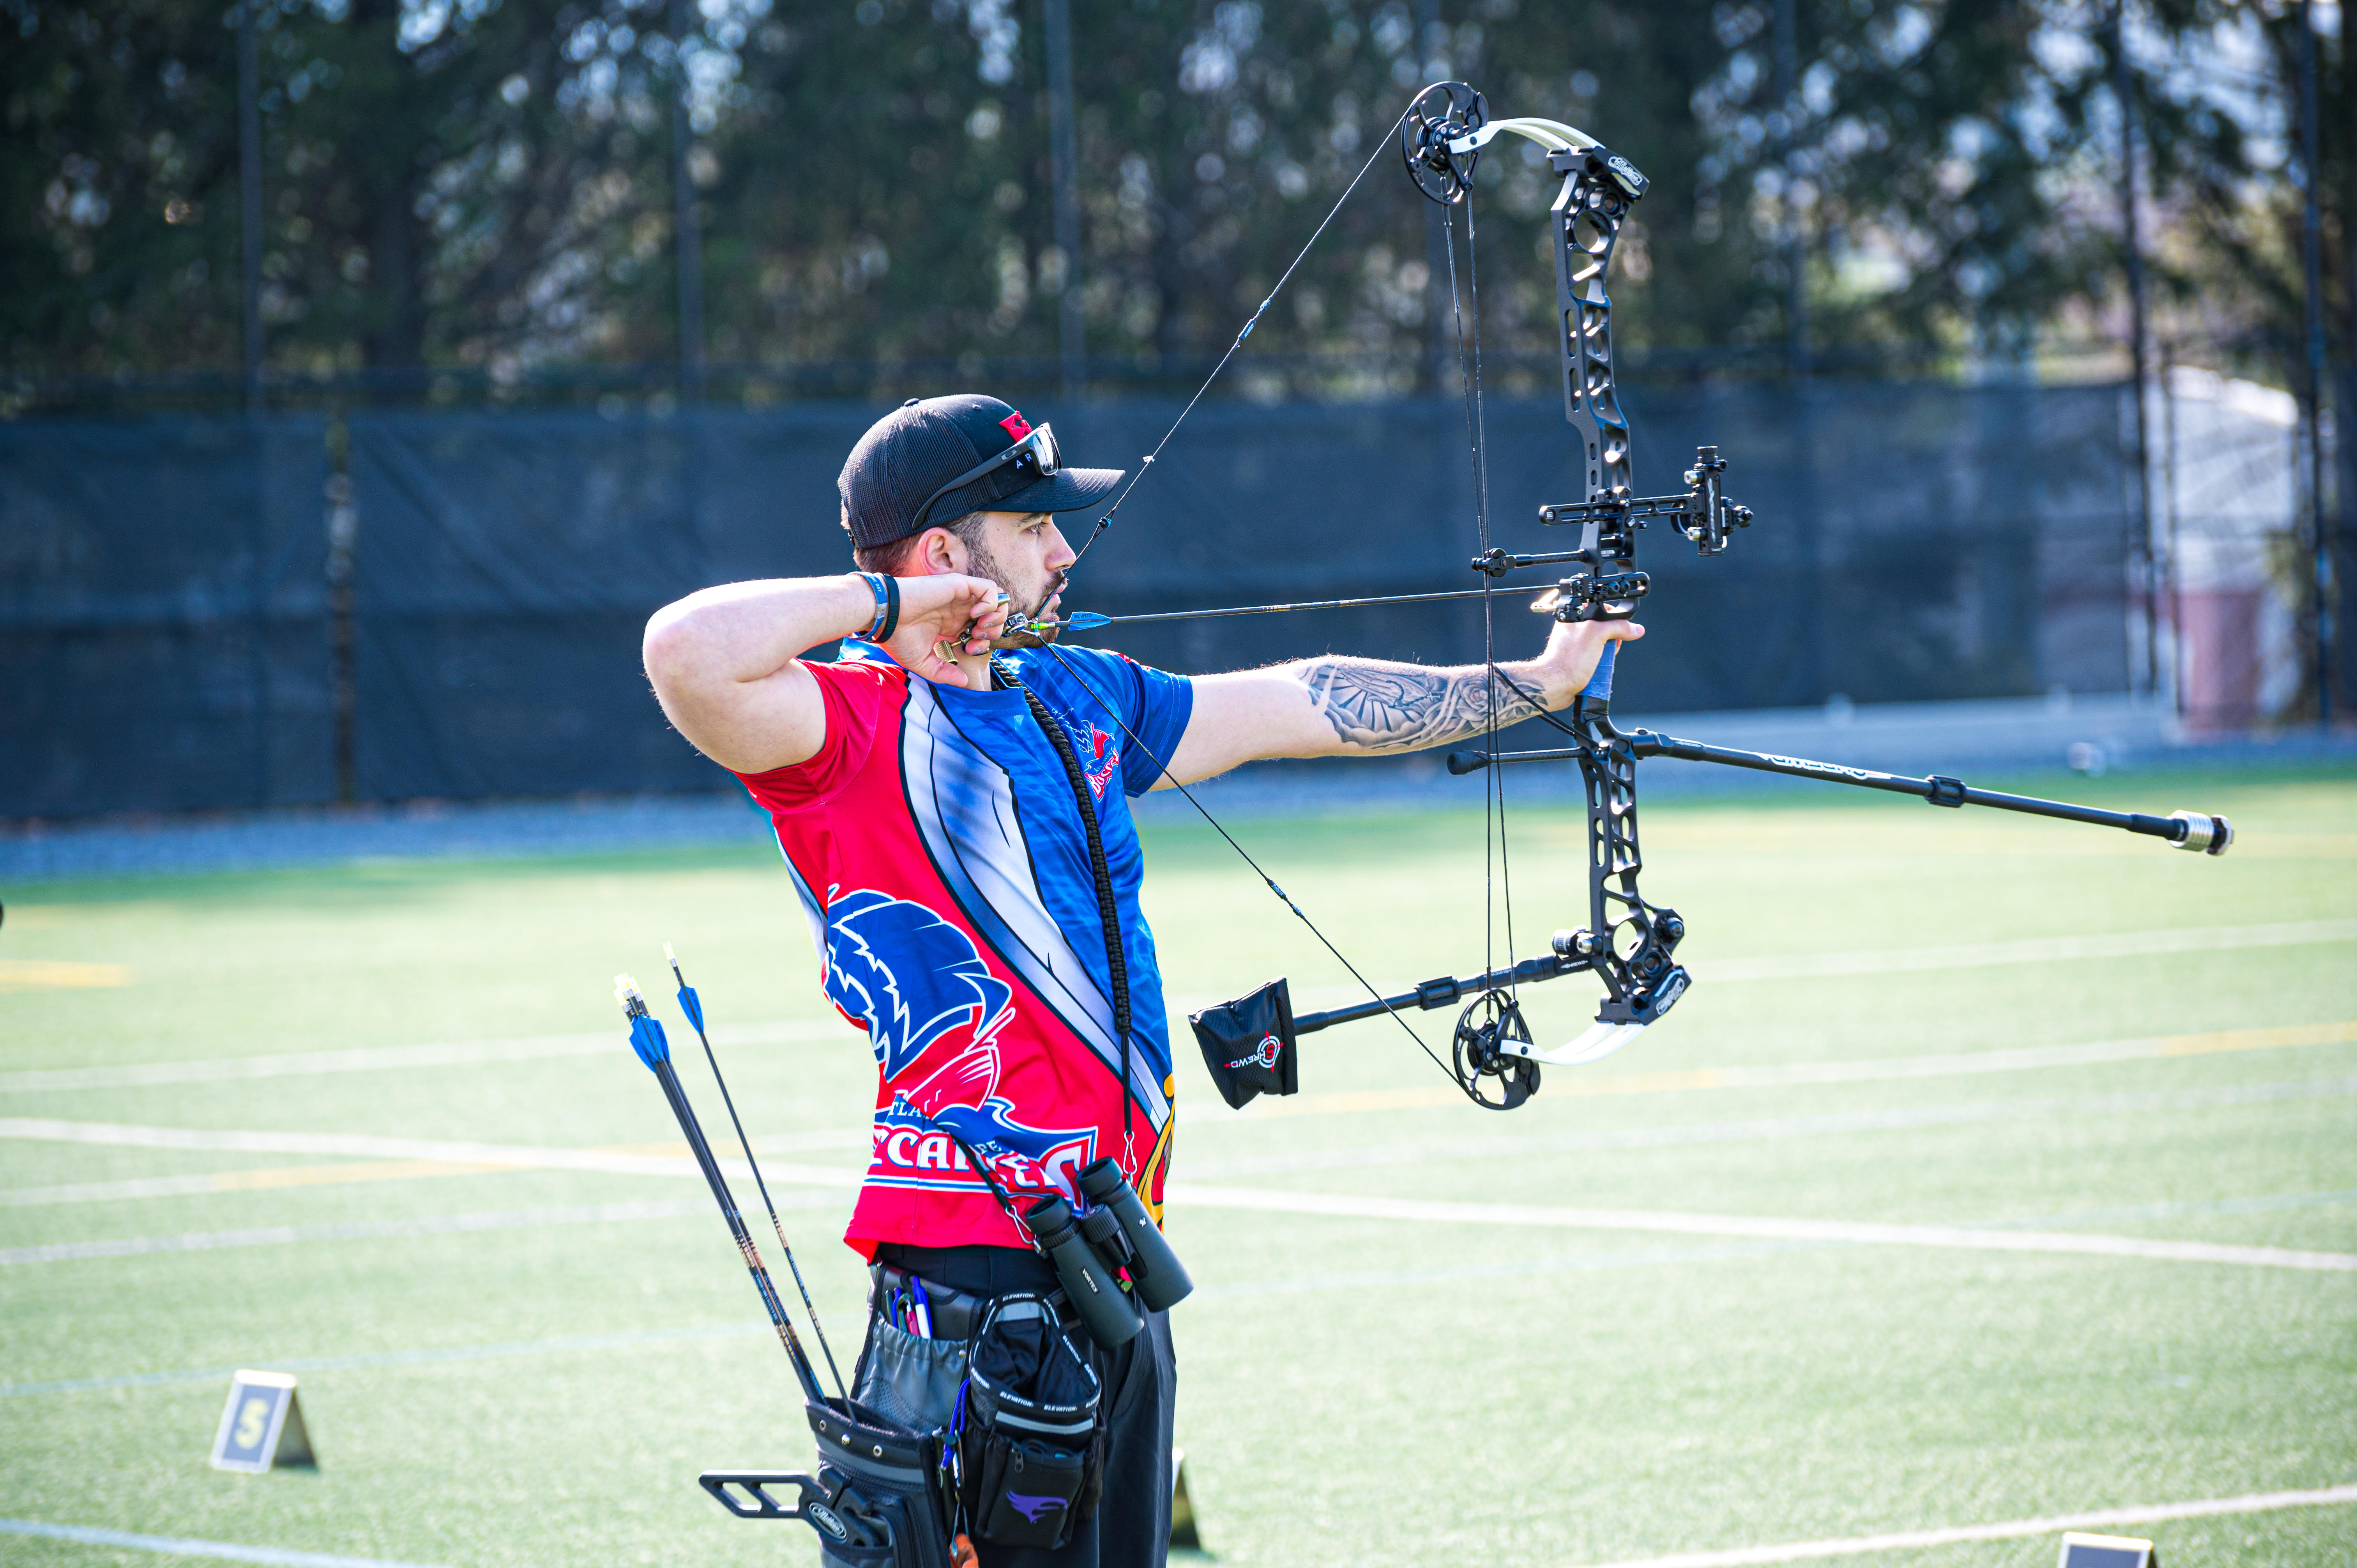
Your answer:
[823,890,1014,1079]
[1083,725,1119,800]
[823,889,1097,1196]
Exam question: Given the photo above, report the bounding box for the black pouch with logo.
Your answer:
[1189,977,1299,1109]
[801,1398,958,1568]
[955,1294,1104,1550]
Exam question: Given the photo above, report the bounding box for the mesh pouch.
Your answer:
[852,1313,970,1435]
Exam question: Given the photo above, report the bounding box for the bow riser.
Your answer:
[1550,146,1642,510]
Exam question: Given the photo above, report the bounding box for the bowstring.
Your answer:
[1441,180,1518,1022]
[1028,95,1501,1106]
[1465,183,1520,1013]
[1024,641,1481,1105]
[1066,102,1418,570]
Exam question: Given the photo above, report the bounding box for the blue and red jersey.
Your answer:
[736,641,1193,1259]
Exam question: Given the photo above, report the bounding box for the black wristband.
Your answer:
[855,571,900,642]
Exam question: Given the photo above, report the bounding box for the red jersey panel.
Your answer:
[739,646,1191,1259]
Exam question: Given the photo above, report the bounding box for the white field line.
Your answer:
[1166,1185,2357,1273]
[1217,916,2357,1021]
[0,1118,862,1188]
[7,1074,2350,1208]
[9,919,2349,1099]
[1713,1019,2357,1088]
[1565,1482,2357,1568]
[1193,1075,2357,1180]
[0,1018,848,1094]
[0,1192,846,1266]
[0,1516,451,1567]
[1702,916,2357,982]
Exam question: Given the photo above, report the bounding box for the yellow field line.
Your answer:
[6,1023,2346,1202]
[206,1158,512,1190]
[2155,1019,2357,1056]
[0,961,129,991]
[1248,1019,2357,1118]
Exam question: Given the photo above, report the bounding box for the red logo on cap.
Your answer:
[998,412,1032,440]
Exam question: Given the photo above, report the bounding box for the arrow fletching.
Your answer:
[614,972,671,1068]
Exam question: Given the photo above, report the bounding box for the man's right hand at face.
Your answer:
[641,569,1014,776]
[880,572,1011,689]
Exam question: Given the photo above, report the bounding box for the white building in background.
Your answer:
[2151,366,2305,729]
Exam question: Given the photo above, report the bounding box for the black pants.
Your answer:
[877,1243,1177,1568]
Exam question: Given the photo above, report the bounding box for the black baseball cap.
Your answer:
[838,394,1124,550]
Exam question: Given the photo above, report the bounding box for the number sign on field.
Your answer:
[208,1370,316,1473]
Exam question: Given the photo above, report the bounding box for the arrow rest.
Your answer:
[1451,990,1541,1111]
[1401,81,1489,205]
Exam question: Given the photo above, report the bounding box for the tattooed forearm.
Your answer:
[1292,657,1549,754]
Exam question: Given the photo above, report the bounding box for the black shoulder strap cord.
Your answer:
[988,655,1140,1160]
[1022,640,1482,1104]
[976,94,1498,1109]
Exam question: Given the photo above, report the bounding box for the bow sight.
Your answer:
[1183,81,2235,1116]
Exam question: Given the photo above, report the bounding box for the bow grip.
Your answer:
[1579,641,1618,703]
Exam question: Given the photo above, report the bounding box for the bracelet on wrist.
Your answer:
[855,571,900,642]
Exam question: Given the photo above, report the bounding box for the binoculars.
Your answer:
[1023,1157,1194,1349]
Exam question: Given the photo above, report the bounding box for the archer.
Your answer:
[639,392,1637,1567]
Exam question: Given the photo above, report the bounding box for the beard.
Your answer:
[966,535,1065,647]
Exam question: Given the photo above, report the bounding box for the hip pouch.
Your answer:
[852,1307,971,1436]
[803,1399,959,1568]
[954,1293,1105,1550]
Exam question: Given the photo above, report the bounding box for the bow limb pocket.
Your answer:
[1189,978,1300,1110]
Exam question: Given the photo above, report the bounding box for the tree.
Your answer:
[5,0,2344,401]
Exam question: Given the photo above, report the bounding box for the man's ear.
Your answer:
[913,526,963,576]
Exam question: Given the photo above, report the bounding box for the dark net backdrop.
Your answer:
[7,383,2134,817]
[2,417,330,818]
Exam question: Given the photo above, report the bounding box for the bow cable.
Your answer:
[1010,87,1551,1107]
[1068,102,1419,569]
[1439,181,1520,1017]
[1021,639,1482,1104]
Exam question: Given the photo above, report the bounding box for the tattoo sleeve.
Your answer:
[1292,657,1548,754]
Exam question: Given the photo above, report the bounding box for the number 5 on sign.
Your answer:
[209,1370,316,1473]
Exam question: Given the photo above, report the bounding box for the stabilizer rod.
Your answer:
[1449,733,2232,853]
[1291,950,1587,1037]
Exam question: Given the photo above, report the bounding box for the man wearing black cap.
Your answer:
[642,395,1635,1566]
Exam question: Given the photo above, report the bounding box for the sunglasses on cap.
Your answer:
[911,422,1062,531]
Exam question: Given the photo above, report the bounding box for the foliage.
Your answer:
[0,0,2345,393]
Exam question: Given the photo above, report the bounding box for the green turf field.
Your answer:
[3,768,2353,1568]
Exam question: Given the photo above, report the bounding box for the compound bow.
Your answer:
[1027,81,2232,1116]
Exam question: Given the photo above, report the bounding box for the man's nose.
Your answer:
[1044,523,1076,571]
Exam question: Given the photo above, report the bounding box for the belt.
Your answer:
[871,1263,1073,1343]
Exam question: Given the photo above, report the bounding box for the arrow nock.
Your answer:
[664,942,707,1033]
[614,972,671,1068]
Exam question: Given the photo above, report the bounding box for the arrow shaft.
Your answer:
[1057,583,1545,630]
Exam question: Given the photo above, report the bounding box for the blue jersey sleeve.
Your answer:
[1026,646,1193,798]
[1110,654,1193,797]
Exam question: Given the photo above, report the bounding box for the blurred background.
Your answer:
[5,0,2354,819]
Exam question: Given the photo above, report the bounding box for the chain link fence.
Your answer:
[0,378,2308,819]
